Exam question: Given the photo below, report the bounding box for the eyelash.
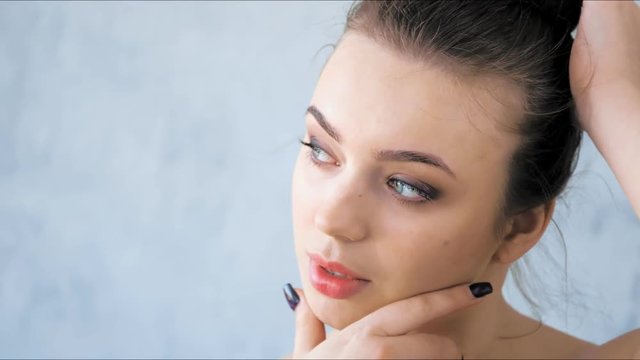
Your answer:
[298,137,439,205]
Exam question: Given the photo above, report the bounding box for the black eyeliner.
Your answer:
[388,177,440,202]
[299,136,441,205]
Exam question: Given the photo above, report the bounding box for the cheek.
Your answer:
[291,153,318,278]
[291,153,317,231]
[377,208,498,296]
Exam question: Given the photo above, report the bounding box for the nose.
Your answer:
[314,175,370,242]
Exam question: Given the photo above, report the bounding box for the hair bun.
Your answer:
[523,0,582,34]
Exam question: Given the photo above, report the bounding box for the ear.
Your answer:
[493,200,556,264]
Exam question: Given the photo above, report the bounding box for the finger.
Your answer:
[292,287,327,356]
[346,282,492,337]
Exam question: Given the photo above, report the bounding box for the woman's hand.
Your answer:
[570,1,640,109]
[570,1,640,218]
[289,283,491,359]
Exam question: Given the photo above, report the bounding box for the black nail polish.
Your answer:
[469,282,493,298]
[283,283,300,311]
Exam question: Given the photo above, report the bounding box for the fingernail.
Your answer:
[469,282,493,298]
[283,283,300,311]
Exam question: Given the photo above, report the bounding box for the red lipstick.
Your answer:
[307,252,370,299]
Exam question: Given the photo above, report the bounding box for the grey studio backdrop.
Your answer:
[0,1,638,358]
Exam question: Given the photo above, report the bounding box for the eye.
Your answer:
[387,178,438,203]
[311,146,332,163]
[299,137,336,165]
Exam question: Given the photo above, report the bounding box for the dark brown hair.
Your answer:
[343,0,583,219]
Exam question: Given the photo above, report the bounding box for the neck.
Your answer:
[414,269,540,358]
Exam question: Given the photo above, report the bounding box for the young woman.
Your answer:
[283,1,640,358]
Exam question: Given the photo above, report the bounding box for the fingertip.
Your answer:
[293,286,304,298]
[293,288,311,316]
[283,283,301,311]
[469,282,493,299]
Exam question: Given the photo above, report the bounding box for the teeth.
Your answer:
[323,266,352,279]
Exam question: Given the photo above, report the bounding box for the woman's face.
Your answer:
[291,32,524,329]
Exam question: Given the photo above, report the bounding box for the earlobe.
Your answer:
[493,200,556,264]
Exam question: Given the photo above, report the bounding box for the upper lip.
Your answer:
[308,252,370,281]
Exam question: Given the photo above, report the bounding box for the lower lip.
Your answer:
[308,257,370,299]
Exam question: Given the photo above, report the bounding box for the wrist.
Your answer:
[576,81,640,135]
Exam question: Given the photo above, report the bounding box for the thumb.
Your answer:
[283,284,326,356]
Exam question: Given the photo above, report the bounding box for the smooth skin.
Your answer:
[571,0,640,218]
[288,1,640,358]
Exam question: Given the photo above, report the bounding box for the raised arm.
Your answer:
[570,1,640,218]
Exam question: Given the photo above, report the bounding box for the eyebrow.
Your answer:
[305,105,456,178]
[306,105,341,143]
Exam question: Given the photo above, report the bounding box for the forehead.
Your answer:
[310,32,524,177]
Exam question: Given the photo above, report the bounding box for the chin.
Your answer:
[303,285,373,330]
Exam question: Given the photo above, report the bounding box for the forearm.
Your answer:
[579,83,640,219]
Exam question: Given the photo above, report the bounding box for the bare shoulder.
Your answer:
[528,322,598,358]
[585,329,640,359]
[486,308,638,358]
[488,316,598,358]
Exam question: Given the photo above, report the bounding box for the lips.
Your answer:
[307,252,370,299]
